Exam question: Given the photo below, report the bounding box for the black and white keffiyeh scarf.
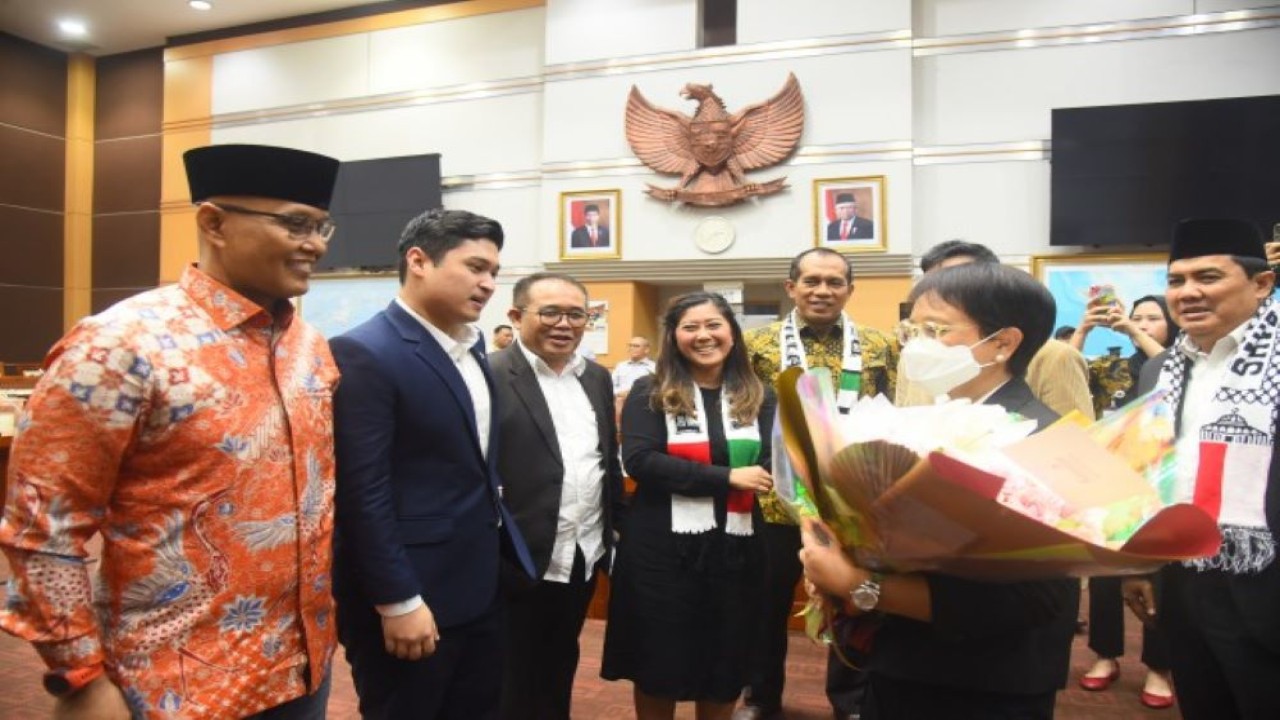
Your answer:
[1158,297,1279,574]
[779,310,862,414]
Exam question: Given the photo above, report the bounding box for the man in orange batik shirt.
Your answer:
[0,144,342,719]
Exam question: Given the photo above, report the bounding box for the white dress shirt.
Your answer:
[518,340,607,583]
[612,358,656,396]
[1171,323,1248,507]
[379,298,491,617]
[395,297,490,457]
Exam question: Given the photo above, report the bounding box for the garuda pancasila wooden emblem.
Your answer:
[625,73,804,207]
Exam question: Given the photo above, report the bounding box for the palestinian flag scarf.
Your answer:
[665,385,762,536]
[779,310,862,414]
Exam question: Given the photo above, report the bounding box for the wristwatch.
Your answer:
[850,571,884,613]
[42,665,104,697]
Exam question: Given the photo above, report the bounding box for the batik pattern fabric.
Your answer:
[0,265,339,719]
[1087,354,1134,418]
[744,318,897,524]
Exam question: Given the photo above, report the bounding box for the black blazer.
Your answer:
[868,377,1080,698]
[826,216,875,240]
[329,302,534,629]
[570,225,610,248]
[489,345,624,579]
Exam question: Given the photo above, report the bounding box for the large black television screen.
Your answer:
[1050,95,1279,247]
[320,153,442,271]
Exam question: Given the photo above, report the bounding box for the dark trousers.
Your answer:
[1162,562,1280,720]
[339,598,504,720]
[500,549,598,720]
[863,673,1055,720]
[743,522,865,715]
[244,671,331,720]
[1087,575,1169,670]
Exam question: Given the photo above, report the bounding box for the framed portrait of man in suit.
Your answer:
[813,176,886,253]
[560,189,621,260]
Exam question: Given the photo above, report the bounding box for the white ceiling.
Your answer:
[0,0,397,56]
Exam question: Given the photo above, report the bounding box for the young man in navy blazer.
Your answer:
[330,208,534,720]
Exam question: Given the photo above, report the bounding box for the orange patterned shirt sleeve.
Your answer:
[0,266,339,719]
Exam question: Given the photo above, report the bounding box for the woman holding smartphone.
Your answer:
[1069,293,1181,708]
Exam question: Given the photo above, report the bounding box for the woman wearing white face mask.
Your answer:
[799,263,1080,719]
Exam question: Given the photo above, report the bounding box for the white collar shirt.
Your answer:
[1170,323,1249,505]
[517,340,606,583]
[395,297,491,459]
[612,358,656,396]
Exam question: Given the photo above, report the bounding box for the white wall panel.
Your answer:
[213,92,543,176]
[542,50,912,162]
[912,161,1050,262]
[915,28,1280,145]
[203,2,1279,272]
[915,0,1192,37]
[213,34,370,114]
[368,8,546,94]
[738,0,910,44]
[1192,0,1280,12]
[441,185,545,268]
[438,184,544,336]
[544,0,698,66]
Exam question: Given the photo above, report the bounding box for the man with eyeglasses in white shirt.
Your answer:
[489,272,624,720]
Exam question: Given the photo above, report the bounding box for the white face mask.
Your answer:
[901,332,1002,399]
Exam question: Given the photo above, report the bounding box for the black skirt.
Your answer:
[600,495,762,702]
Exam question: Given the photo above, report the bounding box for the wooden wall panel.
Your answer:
[0,33,67,135]
[95,48,163,140]
[94,135,162,213]
[92,213,160,290]
[0,124,65,211]
[0,288,63,362]
[95,48,163,301]
[0,206,63,287]
[91,288,140,315]
[0,33,66,362]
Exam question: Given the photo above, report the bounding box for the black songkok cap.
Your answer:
[184,144,340,210]
[835,193,855,205]
[1169,218,1266,262]
[585,204,600,213]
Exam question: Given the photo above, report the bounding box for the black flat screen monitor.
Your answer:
[1050,95,1279,247]
[320,153,442,271]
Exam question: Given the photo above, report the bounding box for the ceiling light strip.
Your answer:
[544,30,913,81]
[912,141,1050,165]
[913,9,1280,56]
[542,255,915,281]
[207,75,544,129]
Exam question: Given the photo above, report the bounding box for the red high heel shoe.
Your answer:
[1078,664,1120,691]
[1140,690,1175,709]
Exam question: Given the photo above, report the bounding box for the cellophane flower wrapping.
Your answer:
[775,368,1211,650]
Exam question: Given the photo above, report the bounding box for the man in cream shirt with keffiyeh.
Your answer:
[1126,218,1280,720]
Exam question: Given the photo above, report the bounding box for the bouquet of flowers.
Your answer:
[773,367,1220,643]
[776,367,1218,574]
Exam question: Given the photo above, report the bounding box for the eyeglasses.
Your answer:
[211,203,336,241]
[522,307,590,327]
[895,319,975,345]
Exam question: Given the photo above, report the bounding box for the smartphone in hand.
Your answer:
[1088,283,1117,306]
